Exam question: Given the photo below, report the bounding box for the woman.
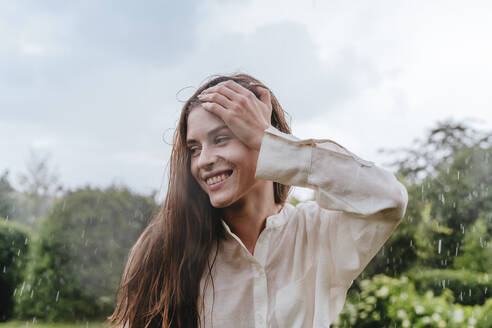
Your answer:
[109,73,408,327]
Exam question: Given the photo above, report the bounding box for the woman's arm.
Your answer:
[255,126,408,222]
[255,125,408,290]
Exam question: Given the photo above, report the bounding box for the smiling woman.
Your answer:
[108,73,408,328]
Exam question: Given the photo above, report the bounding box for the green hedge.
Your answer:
[0,220,30,321]
[407,269,491,306]
[334,274,492,328]
[14,187,157,321]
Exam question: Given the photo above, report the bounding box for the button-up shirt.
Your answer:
[198,126,408,328]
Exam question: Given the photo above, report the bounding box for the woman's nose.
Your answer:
[197,146,217,169]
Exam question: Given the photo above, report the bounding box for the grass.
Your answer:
[0,321,107,328]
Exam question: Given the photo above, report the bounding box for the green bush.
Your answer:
[453,216,492,273]
[334,274,491,328]
[407,269,491,306]
[14,186,157,321]
[13,217,101,321]
[0,220,30,321]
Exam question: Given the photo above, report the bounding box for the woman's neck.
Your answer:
[222,180,282,255]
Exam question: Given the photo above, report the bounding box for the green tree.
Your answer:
[372,119,492,271]
[0,171,17,220]
[380,119,492,185]
[17,151,62,225]
[410,145,492,269]
[0,220,30,321]
[15,186,158,321]
[453,215,492,272]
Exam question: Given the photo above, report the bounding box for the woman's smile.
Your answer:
[205,170,233,191]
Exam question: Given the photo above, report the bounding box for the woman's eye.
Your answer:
[189,147,200,155]
[215,136,229,144]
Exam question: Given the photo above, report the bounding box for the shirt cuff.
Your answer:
[254,125,375,187]
[254,126,312,187]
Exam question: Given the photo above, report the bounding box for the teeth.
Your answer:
[206,172,231,185]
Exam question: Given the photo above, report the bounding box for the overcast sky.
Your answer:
[2,0,491,200]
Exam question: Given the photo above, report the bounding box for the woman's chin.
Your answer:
[209,196,233,208]
[208,190,240,208]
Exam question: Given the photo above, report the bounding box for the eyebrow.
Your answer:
[186,125,230,145]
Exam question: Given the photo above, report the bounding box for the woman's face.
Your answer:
[186,106,262,208]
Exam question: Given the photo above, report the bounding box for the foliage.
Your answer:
[0,171,17,220]
[413,200,454,268]
[453,216,492,273]
[380,118,492,185]
[14,186,158,321]
[334,274,492,328]
[372,120,492,273]
[16,151,63,226]
[0,321,105,328]
[407,269,491,306]
[422,146,492,268]
[288,195,301,207]
[0,220,30,321]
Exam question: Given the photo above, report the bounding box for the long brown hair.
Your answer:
[109,73,292,328]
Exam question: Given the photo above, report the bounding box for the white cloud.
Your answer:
[1,0,492,196]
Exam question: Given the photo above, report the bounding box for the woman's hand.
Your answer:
[197,80,272,151]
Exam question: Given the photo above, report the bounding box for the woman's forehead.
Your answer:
[186,106,227,141]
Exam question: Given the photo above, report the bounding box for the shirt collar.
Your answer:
[219,202,294,236]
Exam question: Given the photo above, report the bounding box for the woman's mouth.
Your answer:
[206,170,233,191]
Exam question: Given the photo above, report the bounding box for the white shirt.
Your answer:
[198,126,408,328]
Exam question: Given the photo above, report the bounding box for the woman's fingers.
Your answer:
[198,80,271,150]
[200,85,244,112]
[198,91,234,110]
[254,86,272,108]
[201,80,253,103]
[201,102,230,122]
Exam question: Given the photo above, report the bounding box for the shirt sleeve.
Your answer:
[254,126,408,287]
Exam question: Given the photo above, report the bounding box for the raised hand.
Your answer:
[197,80,272,151]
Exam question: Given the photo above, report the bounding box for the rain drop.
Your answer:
[438,239,442,254]
[19,281,25,297]
[56,290,60,302]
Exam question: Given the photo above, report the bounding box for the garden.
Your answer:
[1,119,491,327]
